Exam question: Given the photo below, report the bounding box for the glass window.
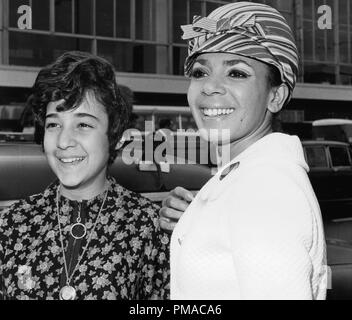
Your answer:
[303,0,313,20]
[132,44,157,73]
[74,0,93,35]
[326,29,334,62]
[190,0,202,20]
[206,2,222,15]
[340,74,352,86]
[97,40,158,74]
[96,0,114,37]
[264,0,278,8]
[9,0,30,28]
[315,29,326,61]
[55,0,73,33]
[330,147,351,167]
[135,0,156,41]
[303,20,313,60]
[9,32,92,67]
[339,0,348,25]
[116,0,131,38]
[276,0,293,11]
[304,62,336,84]
[98,41,134,72]
[32,0,50,30]
[173,0,188,43]
[282,12,294,31]
[305,146,328,168]
[339,26,349,63]
[173,46,188,75]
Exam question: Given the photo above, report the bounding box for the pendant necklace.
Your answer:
[70,203,87,239]
[56,185,108,300]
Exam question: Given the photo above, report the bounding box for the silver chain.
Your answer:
[55,186,108,287]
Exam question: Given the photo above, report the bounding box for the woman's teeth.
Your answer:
[59,157,85,164]
[202,108,234,117]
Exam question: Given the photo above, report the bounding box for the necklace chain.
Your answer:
[56,186,108,288]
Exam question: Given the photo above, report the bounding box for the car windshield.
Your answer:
[0,103,35,142]
[305,145,328,168]
[330,146,352,167]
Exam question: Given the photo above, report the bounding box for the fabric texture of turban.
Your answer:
[181,2,299,101]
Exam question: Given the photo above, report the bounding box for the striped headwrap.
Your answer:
[181,2,299,102]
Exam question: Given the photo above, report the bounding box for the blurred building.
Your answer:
[0,0,352,133]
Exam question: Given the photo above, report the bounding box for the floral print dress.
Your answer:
[0,177,170,300]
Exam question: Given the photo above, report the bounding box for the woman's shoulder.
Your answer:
[0,190,50,224]
[108,178,160,217]
[107,179,168,241]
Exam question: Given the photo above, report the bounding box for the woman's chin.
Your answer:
[57,176,83,190]
[198,127,231,144]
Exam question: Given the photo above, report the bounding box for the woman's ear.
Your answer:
[267,83,289,114]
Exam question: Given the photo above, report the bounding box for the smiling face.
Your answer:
[187,53,276,148]
[44,92,110,199]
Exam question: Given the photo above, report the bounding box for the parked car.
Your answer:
[302,140,352,300]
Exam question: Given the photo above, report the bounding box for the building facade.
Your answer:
[0,0,352,132]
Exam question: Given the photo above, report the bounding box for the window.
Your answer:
[97,40,160,73]
[55,0,73,33]
[303,20,313,60]
[173,46,188,75]
[75,0,93,35]
[305,146,328,168]
[96,0,114,37]
[135,0,156,41]
[330,147,351,167]
[173,0,188,44]
[32,0,50,30]
[116,0,131,38]
[9,33,92,67]
[206,2,222,15]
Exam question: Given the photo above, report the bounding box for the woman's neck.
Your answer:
[59,176,109,201]
[217,115,273,166]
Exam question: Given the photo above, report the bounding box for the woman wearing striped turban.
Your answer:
[160,2,327,300]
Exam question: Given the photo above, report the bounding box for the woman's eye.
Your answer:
[45,123,60,129]
[228,70,249,78]
[190,68,207,79]
[78,123,93,129]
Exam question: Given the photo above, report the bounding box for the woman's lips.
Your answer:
[57,156,86,165]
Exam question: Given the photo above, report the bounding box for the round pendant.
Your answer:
[70,222,87,239]
[59,285,76,300]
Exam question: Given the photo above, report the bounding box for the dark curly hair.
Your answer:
[28,51,131,165]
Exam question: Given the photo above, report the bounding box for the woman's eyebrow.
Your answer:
[194,58,209,67]
[45,113,58,119]
[74,113,99,121]
[194,58,252,69]
[45,113,99,121]
[223,59,252,68]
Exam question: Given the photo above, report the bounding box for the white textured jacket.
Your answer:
[170,133,327,300]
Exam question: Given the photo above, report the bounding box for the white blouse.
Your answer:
[170,133,327,300]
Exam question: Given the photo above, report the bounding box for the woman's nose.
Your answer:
[202,77,226,96]
[57,127,76,149]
